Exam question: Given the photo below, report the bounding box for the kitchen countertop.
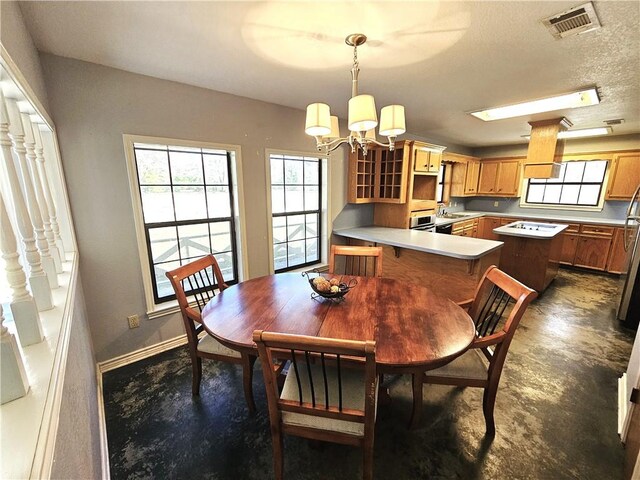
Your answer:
[434,210,625,227]
[493,221,569,239]
[334,226,503,260]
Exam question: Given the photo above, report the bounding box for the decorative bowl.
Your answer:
[302,271,357,302]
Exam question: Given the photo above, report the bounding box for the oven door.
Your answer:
[412,225,436,232]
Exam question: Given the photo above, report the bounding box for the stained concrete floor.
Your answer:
[103,269,635,479]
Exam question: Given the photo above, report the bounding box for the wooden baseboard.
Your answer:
[98,334,188,373]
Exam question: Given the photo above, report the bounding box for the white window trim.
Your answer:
[265,148,331,275]
[123,134,248,317]
[518,157,612,212]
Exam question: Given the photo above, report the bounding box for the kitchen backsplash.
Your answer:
[459,197,628,220]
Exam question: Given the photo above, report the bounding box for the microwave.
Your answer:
[409,213,436,232]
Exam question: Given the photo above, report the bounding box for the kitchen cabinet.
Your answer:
[449,157,480,197]
[413,143,443,174]
[477,159,521,196]
[572,224,614,271]
[465,161,481,194]
[452,218,478,237]
[606,152,640,200]
[477,216,501,240]
[348,141,410,204]
[607,227,629,274]
[558,223,580,265]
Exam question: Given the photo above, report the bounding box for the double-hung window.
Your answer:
[127,138,241,305]
[524,160,608,207]
[269,153,322,272]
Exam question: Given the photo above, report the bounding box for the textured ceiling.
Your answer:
[18,1,640,147]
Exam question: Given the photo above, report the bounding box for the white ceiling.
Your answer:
[19,1,640,147]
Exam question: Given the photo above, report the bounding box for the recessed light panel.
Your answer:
[523,126,611,140]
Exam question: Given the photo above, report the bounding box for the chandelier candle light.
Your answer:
[304,33,406,156]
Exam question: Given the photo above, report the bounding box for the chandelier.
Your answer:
[304,33,406,156]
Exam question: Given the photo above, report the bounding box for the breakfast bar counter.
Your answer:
[334,226,503,303]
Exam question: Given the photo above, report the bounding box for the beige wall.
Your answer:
[473,133,640,158]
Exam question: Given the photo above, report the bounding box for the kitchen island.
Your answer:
[493,221,568,292]
[334,226,503,303]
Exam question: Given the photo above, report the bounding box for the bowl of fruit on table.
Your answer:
[302,272,357,302]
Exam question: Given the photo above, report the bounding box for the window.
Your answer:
[524,160,608,207]
[269,153,322,272]
[437,164,446,203]
[131,141,240,304]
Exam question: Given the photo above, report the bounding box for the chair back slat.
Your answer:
[320,353,329,410]
[329,245,383,278]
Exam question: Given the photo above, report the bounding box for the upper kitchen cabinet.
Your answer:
[477,158,521,197]
[412,142,446,174]
[605,152,640,200]
[348,141,410,204]
[447,153,480,197]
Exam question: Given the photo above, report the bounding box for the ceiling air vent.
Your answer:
[542,2,601,39]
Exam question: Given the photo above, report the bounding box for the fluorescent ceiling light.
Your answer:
[470,88,600,121]
[523,126,612,140]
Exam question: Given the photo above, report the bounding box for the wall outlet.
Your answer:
[494,201,499,207]
[127,314,140,329]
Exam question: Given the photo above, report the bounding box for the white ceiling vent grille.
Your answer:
[542,2,601,39]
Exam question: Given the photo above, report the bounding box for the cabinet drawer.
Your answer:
[564,223,580,233]
[580,224,614,237]
[500,217,519,226]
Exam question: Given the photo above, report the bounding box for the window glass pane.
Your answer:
[546,163,566,183]
[178,223,210,260]
[170,151,204,184]
[542,184,561,203]
[306,238,319,263]
[304,161,319,184]
[583,160,607,182]
[206,186,231,218]
[306,214,318,237]
[304,185,319,211]
[203,154,228,184]
[287,240,306,267]
[271,186,285,214]
[273,244,287,270]
[284,160,304,184]
[136,149,170,184]
[174,186,207,220]
[526,184,545,203]
[214,252,235,282]
[529,178,546,184]
[436,184,443,203]
[559,185,580,204]
[285,186,304,212]
[287,215,305,241]
[578,185,601,205]
[210,222,232,253]
[564,162,585,183]
[148,227,179,263]
[271,158,284,184]
[273,216,287,243]
[154,261,180,299]
[140,186,174,222]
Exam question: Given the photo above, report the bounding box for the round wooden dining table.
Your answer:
[201,273,476,373]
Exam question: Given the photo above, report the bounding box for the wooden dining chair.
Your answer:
[328,245,383,277]
[166,254,256,412]
[254,330,378,480]
[411,265,537,435]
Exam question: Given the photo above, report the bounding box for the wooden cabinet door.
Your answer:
[348,148,378,203]
[606,153,640,200]
[495,160,521,196]
[560,233,579,265]
[464,161,480,194]
[478,217,501,240]
[478,161,499,194]
[413,149,431,173]
[607,228,629,274]
[377,145,409,203]
[574,236,612,270]
[427,151,442,173]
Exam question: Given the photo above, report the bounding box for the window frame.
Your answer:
[519,157,611,212]
[265,149,329,274]
[124,135,248,317]
[436,163,446,204]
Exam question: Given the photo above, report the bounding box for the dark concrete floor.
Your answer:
[103,269,634,479]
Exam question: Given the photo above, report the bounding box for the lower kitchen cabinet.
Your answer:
[607,228,629,274]
[560,233,579,265]
[452,218,478,237]
[477,217,501,240]
[573,235,612,271]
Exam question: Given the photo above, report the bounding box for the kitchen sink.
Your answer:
[439,212,472,219]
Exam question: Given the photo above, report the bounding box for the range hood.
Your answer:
[523,117,572,179]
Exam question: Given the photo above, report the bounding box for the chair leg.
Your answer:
[192,356,202,396]
[362,437,374,480]
[409,373,423,429]
[482,386,497,437]
[271,430,285,480]
[242,354,257,413]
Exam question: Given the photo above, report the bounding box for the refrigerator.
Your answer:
[618,184,640,329]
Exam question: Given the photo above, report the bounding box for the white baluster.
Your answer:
[22,115,62,273]
[5,98,58,289]
[0,91,53,311]
[33,125,66,260]
[0,192,43,346]
[1,304,30,404]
